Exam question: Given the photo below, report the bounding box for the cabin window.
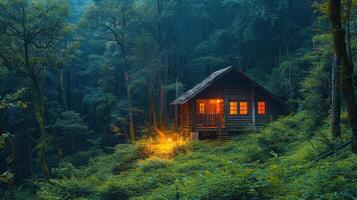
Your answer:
[229,101,238,115]
[198,102,205,114]
[257,101,266,115]
[239,101,249,115]
[197,99,223,114]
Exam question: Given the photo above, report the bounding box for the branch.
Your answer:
[100,23,123,47]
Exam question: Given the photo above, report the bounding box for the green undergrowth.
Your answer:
[14,112,357,199]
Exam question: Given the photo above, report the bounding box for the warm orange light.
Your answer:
[199,102,205,114]
[143,133,187,159]
[229,101,238,115]
[239,101,249,115]
[258,101,266,115]
[197,99,223,114]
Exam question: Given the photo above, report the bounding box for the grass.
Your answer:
[12,112,357,200]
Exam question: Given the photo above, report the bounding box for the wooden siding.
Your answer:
[177,68,285,133]
[185,83,283,131]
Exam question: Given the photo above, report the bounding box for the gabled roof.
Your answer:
[171,66,283,105]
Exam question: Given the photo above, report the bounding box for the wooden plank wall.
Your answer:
[224,84,253,129]
[181,71,285,131]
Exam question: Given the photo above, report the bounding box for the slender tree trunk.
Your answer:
[159,84,167,130]
[104,96,111,144]
[24,40,50,178]
[174,78,179,131]
[33,102,50,178]
[156,0,169,131]
[44,101,62,161]
[150,86,158,130]
[160,57,170,130]
[118,8,135,143]
[149,60,158,132]
[121,46,135,142]
[58,69,68,111]
[331,54,341,138]
[125,70,135,142]
[25,120,34,176]
[157,0,163,50]
[346,0,352,59]
[67,67,72,110]
[329,0,357,153]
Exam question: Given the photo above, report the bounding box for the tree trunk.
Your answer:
[119,8,135,143]
[150,86,158,130]
[104,95,111,144]
[331,54,341,138]
[33,103,50,178]
[25,120,34,176]
[58,69,68,111]
[149,60,158,133]
[24,40,50,178]
[44,101,62,161]
[125,71,135,143]
[121,47,135,142]
[174,78,179,131]
[159,84,167,130]
[329,0,357,153]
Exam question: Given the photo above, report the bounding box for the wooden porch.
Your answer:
[194,113,224,128]
[191,113,229,140]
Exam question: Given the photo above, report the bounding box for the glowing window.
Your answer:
[239,101,249,115]
[229,101,238,115]
[199,102,205,114]
[257,101,266,115]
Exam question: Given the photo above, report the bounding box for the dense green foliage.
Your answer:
[0,0,356,199]
[4,112,356,199]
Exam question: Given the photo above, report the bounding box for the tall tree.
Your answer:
[331,54,341,138]
[85,0,136,142]
[0,0,69,177]
[328,0,357,153]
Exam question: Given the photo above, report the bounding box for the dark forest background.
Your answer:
[0,0,356,199]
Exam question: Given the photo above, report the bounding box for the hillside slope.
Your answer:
[11,112,357,200]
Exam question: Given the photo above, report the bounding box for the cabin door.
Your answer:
[196,99,224,127]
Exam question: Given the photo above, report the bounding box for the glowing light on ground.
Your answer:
[141,129,188,159]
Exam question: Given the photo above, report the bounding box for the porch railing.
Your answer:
[194,114,224,127]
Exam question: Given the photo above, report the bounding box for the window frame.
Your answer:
[229,101,238,116]
[239,101,249,115]
[198,102,205,114]
[257,100,267,115]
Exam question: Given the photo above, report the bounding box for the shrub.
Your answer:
[259,112,314,154]
[136,138,156,158]
[136,157,172,172]
[175,159,210,174]
[99,182,129,200]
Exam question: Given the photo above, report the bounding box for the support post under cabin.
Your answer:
[251,85,257,131]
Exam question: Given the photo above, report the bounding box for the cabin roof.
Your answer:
[171,66,283,105]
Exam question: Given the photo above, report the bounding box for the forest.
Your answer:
[0,0,356,199]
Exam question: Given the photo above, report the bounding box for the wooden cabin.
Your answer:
[171,66,285,140]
